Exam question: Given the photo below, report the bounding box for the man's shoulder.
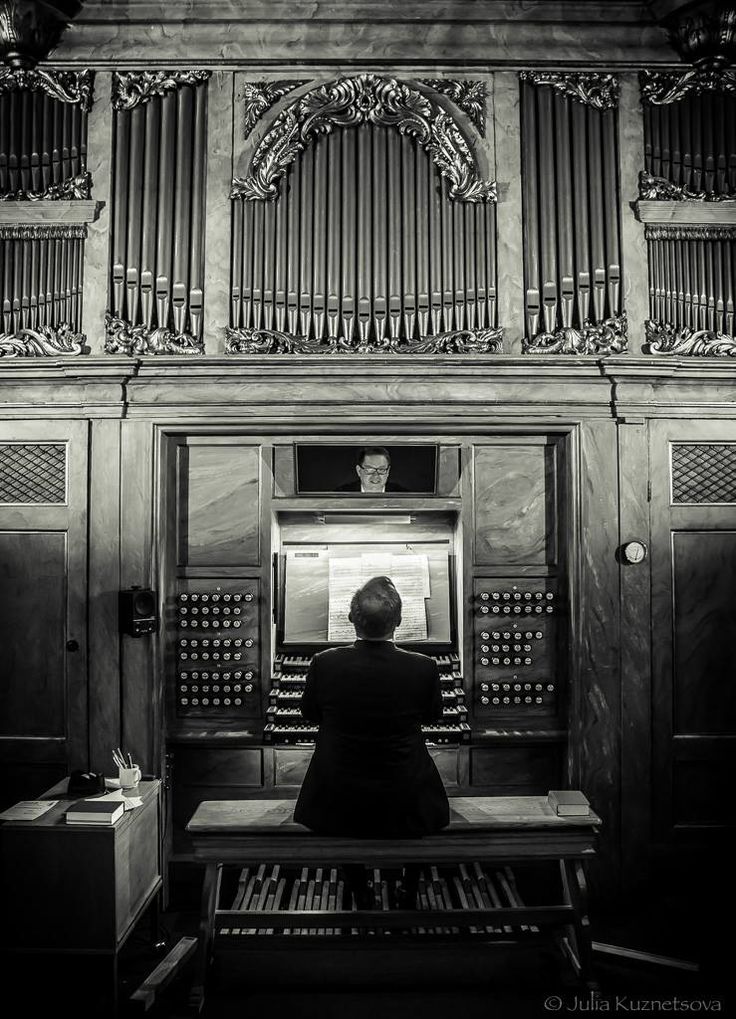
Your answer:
[392,645,438,673]
[312,645,354,666]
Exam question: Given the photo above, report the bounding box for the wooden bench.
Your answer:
[186,795,601,1011]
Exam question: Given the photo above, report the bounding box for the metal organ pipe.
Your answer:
[230,121,498,346]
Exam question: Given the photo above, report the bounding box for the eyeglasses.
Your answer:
[359,465,389,476]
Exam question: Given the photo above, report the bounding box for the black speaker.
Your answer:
[119,586,159,637]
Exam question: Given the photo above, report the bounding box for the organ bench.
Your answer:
[186,794,601,1011]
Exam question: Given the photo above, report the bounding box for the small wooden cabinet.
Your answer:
[0,779,161,954]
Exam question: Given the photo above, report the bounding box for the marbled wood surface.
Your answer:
[203,72,234,354]
[574,418,621,885]
[180,444,261,567]
[616,420,652,885]
[473,443,556,566]
[673,531,736,735]
[494,72,524,354]
[82,73,113,356]
[617,75,649,356]
[56,1,671,64]
[88,419,122,771]
[0,532,66,738]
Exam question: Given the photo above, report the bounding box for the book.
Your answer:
[547,790,590,816]
[65,798,125,825]
[0,800,58,822]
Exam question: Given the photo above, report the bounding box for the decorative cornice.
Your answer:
[104,313,204,356]
[638,170,734,202]
[225,326,503,355]
[664,6,736,72]
[646,320,736,357]
[0,171,92,202]
[417,79,487,137]
[524,314,628,355]
[645,224,736,241]
[230,74,496,204]
[0,67,93,110]
[639,68,736,105]
[0,0,84,70]
[0,223,87,239]
[242,79,310,138]
[0,324,86,358]
[111,70,211,111]
[519,71,619,110]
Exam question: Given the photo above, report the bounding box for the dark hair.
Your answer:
[349,576,402,638]
[357,446,391,467]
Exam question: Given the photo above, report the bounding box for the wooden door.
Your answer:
[0,421,88,804]
[649,419,736,846]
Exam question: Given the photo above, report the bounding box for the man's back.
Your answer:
[293,640,450,836]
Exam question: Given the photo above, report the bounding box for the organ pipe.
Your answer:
[520,72,625,355]
[106,71,210,354]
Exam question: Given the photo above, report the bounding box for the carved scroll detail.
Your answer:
[0,171,92,202]
[225,326,503,355]
[231,74,496,204]
[645,320,736,357]
[112,70,211,111]
[0,67,94,110]
[637,170,735,202]
[242,79,310,138]
[0,324,86,358]
[519,71,619,110]
[640,69,736,105]
[645,225,736,242]
[418,79,487,136]
[0,224,87,239]
[104,314,204,355]
[524,314,628,355]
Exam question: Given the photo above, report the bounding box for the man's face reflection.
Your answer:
[356,453,390,493]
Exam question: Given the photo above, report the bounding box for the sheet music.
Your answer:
[327,552,431,641]
[0,800,57,821]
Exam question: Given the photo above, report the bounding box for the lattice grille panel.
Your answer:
[0,444,66,504]
[672,444,736,504]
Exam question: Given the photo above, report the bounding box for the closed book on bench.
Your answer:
[547,790,590,816]
[65,799,125,825]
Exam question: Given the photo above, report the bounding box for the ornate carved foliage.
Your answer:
[524,314,628,356]
[0,66,93,108]
[640,68,736,105]
[0,323,86,357]
[518,71,619,110]
[638,170,735,202]
[111,70,212,111]
[418,79,487,136]
[242,79,309,138]
[0,223,86,239]
[0,169,91,201]
[664,5,736,71]
[231,74,496,203]
[225,326,504,356]
[104,313,204,356]
[644,225,736,242]
[0,0,83,69]
[646,319,736,357]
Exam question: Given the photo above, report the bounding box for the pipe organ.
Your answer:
[2,0,736,914]
[105,70,210,355]
[519,73,624,354]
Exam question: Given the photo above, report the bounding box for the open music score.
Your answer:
[327,552,431,642]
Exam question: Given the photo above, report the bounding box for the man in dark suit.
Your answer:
[335,446,408,492]
[294,575,449,907]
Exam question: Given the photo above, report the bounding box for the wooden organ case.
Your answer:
[163,433,570,854]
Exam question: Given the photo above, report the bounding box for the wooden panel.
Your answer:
[274,748,313,787]
[0,531,66,737]
[178,444,260,567]
[173,747,263,788]
[673,760,733,827]
[470,744,561,791]
[673,531,736,734]
[473,442,556,565]
[428,747,459,787]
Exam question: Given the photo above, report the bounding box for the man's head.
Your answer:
[356,446,391,493]
[349,576,402,640]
